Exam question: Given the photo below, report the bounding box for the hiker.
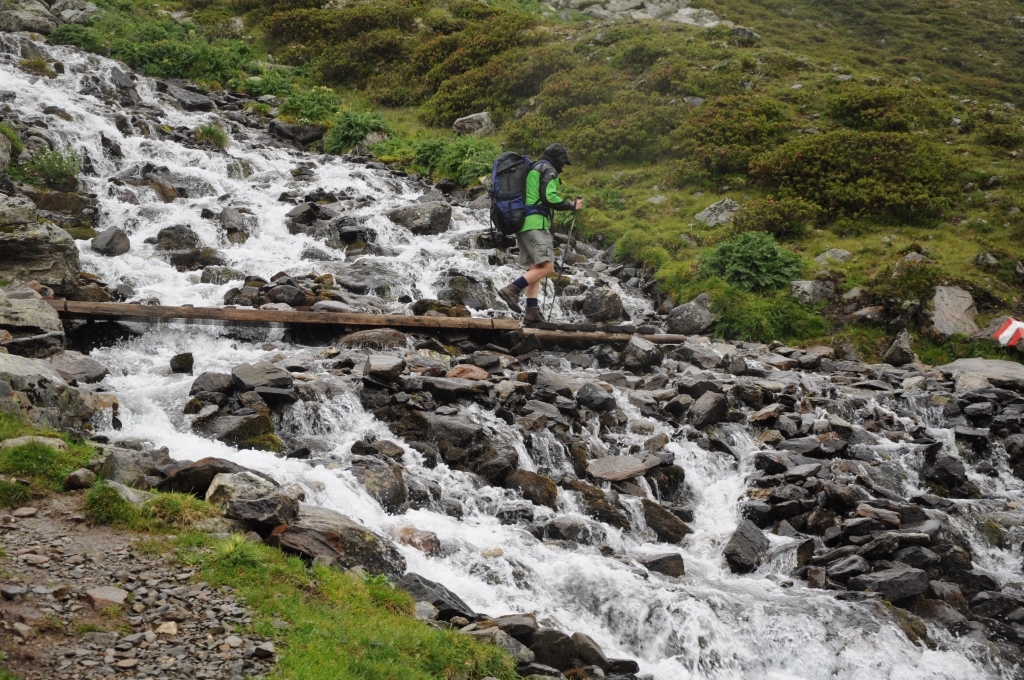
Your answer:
[498,143,582,323]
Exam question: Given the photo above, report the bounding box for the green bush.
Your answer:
[535,66,621,119]
[668,96,792,178]
[194,122,229,148]
[278,87,340,126]
[750,130,965,223]
[324,109,393,154]
[978,122,1024,149]
[228,67,294,97]
[49,23,106,52]
[0,123,23,160]
[825,85,948,132]
[697,231,804,292]
[24,147,82,189]
[372,135,499,186]
[732,197,824,239]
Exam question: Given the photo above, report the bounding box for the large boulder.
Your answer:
[50,0,100,24]
[49,350,108,384]
[535,366,572,400]
[155,225,201,250]
[0,197,79,294]
[848,565,929,602]
[189,371,234,395]
[0,290,65,358]
[267,503,406,578]
[205,471,277,507]
[694,198,740,227]
[99,448,173,489]
[414,412,485,449]
[349,457,406,513]
[928,286,978,339]
[939,358,1024,392]
[337,328,409,349]
[581,287,624,322]
[0,1,59,33]
[333,259,398,296]
[0,353,114,431]
[723,519,770,573]
[268,121,324,145]
[472,446,519,486]
[666,293,715,335]
[91,227,130,257]
[790,280,836,306]
[588,455,653,482]
[505,470,557,509]
[452,112,495,137]
[575,382,616,412]
[164,84,215,112]
[689,391,728,429]
[642,499,693,543]
[232,361,294,391]
[882,329,916,367]
[195,414,280,451]
[157,457,275,497]
[397,573,475,621]
[385,202,452,235]
[225,492,299,527]
[529,628,578,671]
[622,336,662,371]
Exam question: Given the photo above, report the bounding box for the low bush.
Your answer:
[825,85,950,132]
[375,135,499,186]
[750,130,965,223]
[535,66,622,120]
[978,122,1024,149]
[732,197,824,239]
[278,87,340,126]
[194,122,229,148]
[324,109,393,154]
[697,231,804,292]
[227,67,294,97]
[668,96,791,178]
[24,147,82,189]
[49,23,106,52]
[0,123,23,160]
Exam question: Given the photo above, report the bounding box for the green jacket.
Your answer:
[522,160,574,232]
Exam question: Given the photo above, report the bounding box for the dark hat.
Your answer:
[543,143,572,166]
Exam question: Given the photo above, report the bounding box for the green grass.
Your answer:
[0,480,31,509]
[194,122,229,148]
[0,411,96,491]
[84,481,219,531]
[178,534,517,680]
[21,147,82,189]
[0,123,23,160]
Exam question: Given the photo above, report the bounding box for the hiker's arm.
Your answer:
[540,174,576,211]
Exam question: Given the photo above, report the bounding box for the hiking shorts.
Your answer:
[517,228,554,268]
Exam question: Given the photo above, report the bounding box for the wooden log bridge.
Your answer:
[44,300,688,345]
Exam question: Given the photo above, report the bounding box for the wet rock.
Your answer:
[581,287,625,322]
[666,293,715,334]
[268,121,324,145]
[829,555,869,581]
[337,328,409,349]
[723,519,770,573]
[91,226,130,256]
[189,371,234,394]
[928,286,978,339]
[99,447,172,488]
[694,198,740,227]
[689,391,728,429]
[155,224,201,250]
[530,628,578,671]
[588,455,653,482]
[622,336,662,371]
[414,412,485,449]
[0,289,66,358]
[268,504,406,578]
[350,456,406,513]
[572,632,609,671]
[363,355,406,383]
[267,285,305,307]
[164,84,215,112]
[452,112,495,137]
[446,364,490,380]
[157,456,273,497]
[848,565,929,602]
[505,470,558,509]
[232,361,294,390]
[473,446,519,486]
[200,265,243,284]
[642,499,693,543]
[477,614,538,645]
[205,471,277,507]
[574,382,615,412]
[49,350,108,384]
[882,329,916,366]
[170,352,194,374]
[922,455,968,496]
[638,553,685,577]
[397,572,475,620]
[664,393,693,418]
[535,366,572,400]
[939,358,1024,392]
[195,413,279,451]
[386,202,452,235]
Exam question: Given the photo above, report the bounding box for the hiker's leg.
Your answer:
[523,261,554,298]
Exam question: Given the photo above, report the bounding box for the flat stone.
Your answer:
[939,358,1024,392]
[85,587,128,608]
[929,286,978,338]
[12,506,37,517]
[587,455,656,481]
[155,621,178,635]
[1,435,67,451]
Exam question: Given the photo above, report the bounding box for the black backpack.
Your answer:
[489,152,549,236]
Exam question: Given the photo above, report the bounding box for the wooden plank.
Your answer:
[47,299,519,332]
[521,328,688,346]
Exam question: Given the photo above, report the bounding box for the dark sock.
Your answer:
[526,298,539,308]
[512,276,528,290]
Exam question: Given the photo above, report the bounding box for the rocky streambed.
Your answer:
[0,32,1023,680]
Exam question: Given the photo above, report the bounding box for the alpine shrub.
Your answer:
[697,231,804,292]
[825,85,940,132]
[749,130,965,223]
[732,197,824,239]
[49,24,106,52]
[978,122,1024,149]
[25,147,82,189]
[278,87,340,126]
[325,110,393,154]
[228,67,294,97]
[371,136,498,186]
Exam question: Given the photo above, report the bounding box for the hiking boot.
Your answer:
[498,284,523,313]
[524,306,545,324]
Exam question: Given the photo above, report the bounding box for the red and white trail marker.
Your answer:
[994,317,1024,347]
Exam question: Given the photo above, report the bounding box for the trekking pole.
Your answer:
[546,198,581,318]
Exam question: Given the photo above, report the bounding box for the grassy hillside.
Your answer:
[43,0,1024,361]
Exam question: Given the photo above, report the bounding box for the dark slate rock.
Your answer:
[91,227,130,256]
[723,519,770,573]
[689,391,728,429]
[848,565,929,601]
[576,382,616,412]
[529,628,578,671]
[397,572,474,621]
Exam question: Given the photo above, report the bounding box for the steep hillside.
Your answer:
[25,0,1024,361]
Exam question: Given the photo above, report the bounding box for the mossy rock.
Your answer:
[66,226,99,240]
[238,433,284,453]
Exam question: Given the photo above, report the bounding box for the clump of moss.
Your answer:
[238,433,284,453]
[20,57,56,78]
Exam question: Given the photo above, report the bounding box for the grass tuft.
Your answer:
[84,481,220,531]
[0,123,23,160]
[194,123,229,148]
[0,480,32,509]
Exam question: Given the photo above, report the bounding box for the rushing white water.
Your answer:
[3,35,1022,679]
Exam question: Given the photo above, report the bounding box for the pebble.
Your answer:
[12,506,38,517]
